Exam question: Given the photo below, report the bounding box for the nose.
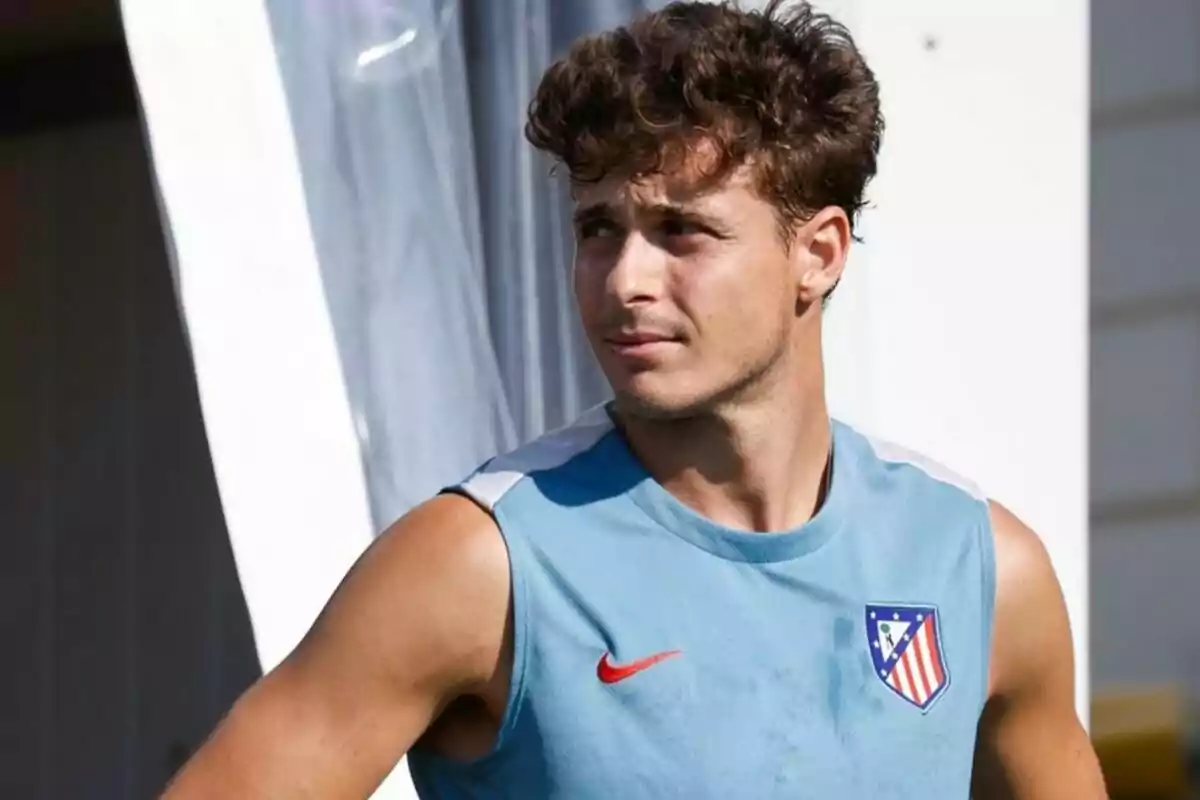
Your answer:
[607,232,666,306]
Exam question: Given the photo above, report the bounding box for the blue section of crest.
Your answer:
[864,603,950,712]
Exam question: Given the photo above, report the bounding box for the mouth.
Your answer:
[602,331,682,359]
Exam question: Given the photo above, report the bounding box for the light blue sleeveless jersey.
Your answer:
[408,406,996,798]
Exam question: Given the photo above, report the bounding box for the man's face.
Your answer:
[572,163,802,418]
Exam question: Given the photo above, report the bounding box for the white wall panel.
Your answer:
[121,0,375,674]
[819,0,1091,718]
[121,1,416,796]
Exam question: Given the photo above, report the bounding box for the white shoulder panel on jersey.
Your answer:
[862,432,987,503]
[459,404,615,511]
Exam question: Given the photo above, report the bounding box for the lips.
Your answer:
[603,333,680,362]
[609,333,676,345]
[604,330,678,346]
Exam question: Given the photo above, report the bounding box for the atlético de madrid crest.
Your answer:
[866,604,949,712]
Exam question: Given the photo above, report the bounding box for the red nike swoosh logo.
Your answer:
[597,649,681,684]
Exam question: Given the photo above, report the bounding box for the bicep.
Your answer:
[162,653,426,799]
[162,495,510,799]
[971,682,1101,799]
[971,501,1106,799]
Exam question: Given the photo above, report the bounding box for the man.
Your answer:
[164,1,1106,797]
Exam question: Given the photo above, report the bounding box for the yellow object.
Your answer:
[1091,685,1189,799]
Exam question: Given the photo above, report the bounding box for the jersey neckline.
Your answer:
[600,408,853,563]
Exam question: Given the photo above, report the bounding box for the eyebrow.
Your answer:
[572,201,724,228]
[572,202,616,228]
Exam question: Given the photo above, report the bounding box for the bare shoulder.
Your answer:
[160,492,511,798]
[295,491,512,695]
[988,500,1061,618]
[360,491,510,604]
[988,500,1054,581]
[985,499,1070,698]
[971,500,1107,798]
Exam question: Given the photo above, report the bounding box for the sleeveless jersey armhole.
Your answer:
[977,498,998,714]
[427,488,533,773]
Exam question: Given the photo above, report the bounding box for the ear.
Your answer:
[792,206,851,306]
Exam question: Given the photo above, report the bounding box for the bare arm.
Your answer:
[162,494,511,799]
[971,501,1107,799]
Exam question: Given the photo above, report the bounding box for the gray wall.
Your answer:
[0,119,260,799]
[1090,0,1200,690]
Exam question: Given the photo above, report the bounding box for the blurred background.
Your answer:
[2,0,1198,797]
[1089,3,1200,796]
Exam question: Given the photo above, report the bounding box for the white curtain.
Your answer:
[125,2,665,796]
[263,0,667,529]
[124,0,671,670]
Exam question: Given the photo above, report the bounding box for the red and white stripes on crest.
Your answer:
[887,616,946,706]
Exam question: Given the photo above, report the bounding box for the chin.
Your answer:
[609,381,714,421]
[606,359,778,421]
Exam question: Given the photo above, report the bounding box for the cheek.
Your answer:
[681,259,789,331]
[572,257,604,329]
[677,268,794,366]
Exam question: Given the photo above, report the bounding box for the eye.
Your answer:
[660,217,706,238]
[578,219,621,240]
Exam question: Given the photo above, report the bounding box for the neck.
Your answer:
[614,333,832,534]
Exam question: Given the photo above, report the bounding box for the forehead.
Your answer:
[571,162,767,217]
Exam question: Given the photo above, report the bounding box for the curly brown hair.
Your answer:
[525,0,883,236]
